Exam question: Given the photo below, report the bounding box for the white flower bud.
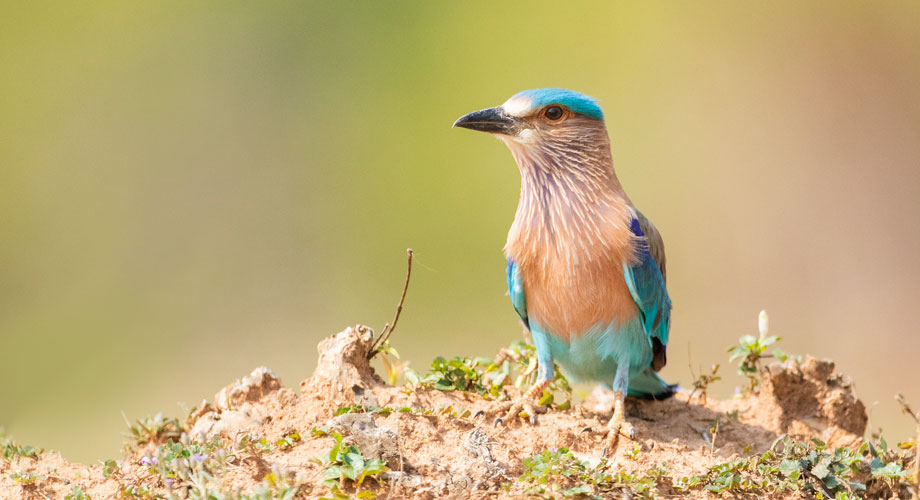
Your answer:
[758,310,769,338]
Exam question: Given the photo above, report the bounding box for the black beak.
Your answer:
[452,107,517,134]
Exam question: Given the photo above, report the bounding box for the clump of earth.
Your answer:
[2,325,908,500]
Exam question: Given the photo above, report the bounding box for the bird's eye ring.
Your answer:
[543,105,564,121]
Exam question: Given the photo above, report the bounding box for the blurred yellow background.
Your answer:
[2,2,919,463]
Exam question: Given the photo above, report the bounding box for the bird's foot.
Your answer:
[493,378,552,427]
[601,390,635,456]
[602,417,636,456]
[493,397,544,426]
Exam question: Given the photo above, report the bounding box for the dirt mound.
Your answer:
[758,356,868,447]
[1,325,914,500]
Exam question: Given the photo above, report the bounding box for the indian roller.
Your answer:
[453,88,674,450]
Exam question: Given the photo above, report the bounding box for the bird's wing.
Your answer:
[636,210,667,283]
[622,212,672,371]
[506,259,529,329]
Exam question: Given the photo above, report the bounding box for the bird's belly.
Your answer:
[522,263,639,341]
[531,316,653,383]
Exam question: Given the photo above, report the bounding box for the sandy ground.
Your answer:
[1,325,912,499]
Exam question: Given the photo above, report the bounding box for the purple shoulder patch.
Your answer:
[629,217,644,237]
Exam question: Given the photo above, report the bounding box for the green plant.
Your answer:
[118,483,161,498]
[101,458,119,478]
[519,448,604,498]
[374,342,409,386]
[728,310,789,395]
[1,429,42,460]
[623,442,642,461]
[237,431,302,456]
[9,470,44,484]
[65,485,93,500]
[144,435,234,498]
[609,470,660,499]
[489,340,573,408]
[501,435,912,498]
[242,468,302,500]
[673,435,914,498]
[319,484,376,500]
[124,412,183,449]
[334,403,473,419]
[130,432,308,500]
[311,432,387,498]
[894,393,920,491]
[405,355,496,394]
[334,404,396,416]
[238,434,277,454]
[866,437,909,494]
[275,431,301,450]
[687,363,721,405]
[518,448,662,499]
[404,340,573,413]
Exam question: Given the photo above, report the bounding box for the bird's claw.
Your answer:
[494,377,553,427]
[602,417,636,456]
[493,398,543,427]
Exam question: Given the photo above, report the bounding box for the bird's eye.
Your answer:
[543,106,564,121]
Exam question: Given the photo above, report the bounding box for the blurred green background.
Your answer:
[2,2,919,463]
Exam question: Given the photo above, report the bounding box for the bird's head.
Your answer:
[453,88,608,151]
[456,89,630,260]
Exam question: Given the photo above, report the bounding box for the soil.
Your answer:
[0,325,900,500]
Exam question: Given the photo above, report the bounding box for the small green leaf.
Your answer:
[812,461,830,479]
[779,459,803,477]
[871,461,905,478]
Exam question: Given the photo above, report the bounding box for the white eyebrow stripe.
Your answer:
[502,96,533,117]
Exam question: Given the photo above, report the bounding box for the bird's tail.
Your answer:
[627,369,677,400]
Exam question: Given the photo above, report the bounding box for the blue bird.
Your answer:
[454,89,674,450]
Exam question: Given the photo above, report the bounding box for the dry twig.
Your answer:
[710,417,720,456]
[369,248,413,359]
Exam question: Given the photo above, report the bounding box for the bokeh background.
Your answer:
[2,2,919,463]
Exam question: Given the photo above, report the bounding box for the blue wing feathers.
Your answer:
[623,217,671,348]
[506,259,529,328]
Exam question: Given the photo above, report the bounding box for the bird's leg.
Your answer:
[603,360,636,455]
[495,348,554,427]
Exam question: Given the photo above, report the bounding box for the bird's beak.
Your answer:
[452,106,517,135]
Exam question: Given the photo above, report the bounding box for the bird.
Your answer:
[453,88,674,451]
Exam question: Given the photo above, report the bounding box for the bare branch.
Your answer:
[369,248,413,359]
[897,393,920,426]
